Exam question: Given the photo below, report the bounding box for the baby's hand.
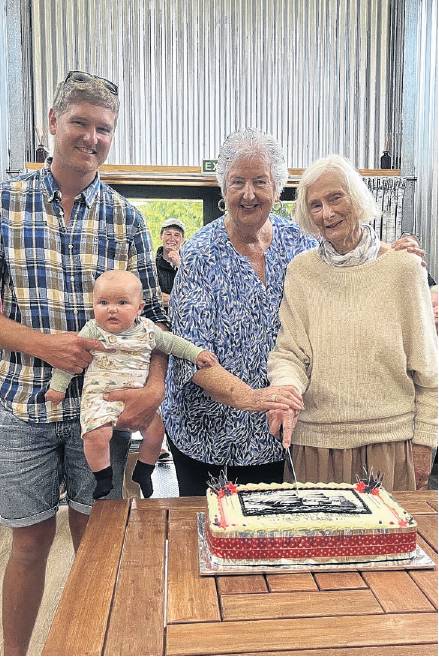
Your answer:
[45,389,66,405]
[196,350,218,368]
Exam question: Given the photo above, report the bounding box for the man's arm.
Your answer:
[0,314,103,374]
[45,322,99,403]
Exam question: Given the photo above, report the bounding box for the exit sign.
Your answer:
[202,159,218,173]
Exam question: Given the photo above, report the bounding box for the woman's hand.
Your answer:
[413,444,433,490]
[392,235,427,267]
[193,368,304,414]
[267,408,300,447]
[244,385,304,413]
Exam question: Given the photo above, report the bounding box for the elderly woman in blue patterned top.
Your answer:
[162,129,317,495]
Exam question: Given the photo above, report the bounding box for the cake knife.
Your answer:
[280,428,300,497]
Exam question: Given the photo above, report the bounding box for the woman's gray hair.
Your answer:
[216,128,288,197]
[295,154,380,236]
[52,78,119,118]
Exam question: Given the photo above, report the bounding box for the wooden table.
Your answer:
[43,491,437,656]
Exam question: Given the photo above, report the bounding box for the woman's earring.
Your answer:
[272,200,284,214]
[218,198,227,213]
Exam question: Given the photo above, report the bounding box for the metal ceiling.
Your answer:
[30,0,393,168]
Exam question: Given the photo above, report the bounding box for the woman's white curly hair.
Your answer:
[216,128,288,197]
[295,154,380,236]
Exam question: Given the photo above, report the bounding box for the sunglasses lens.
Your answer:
[66,71,92,83]
[106,82,118,95]
[98,77,118,95]
[64,71,118,95]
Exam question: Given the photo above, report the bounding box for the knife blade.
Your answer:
[280,427,300,496]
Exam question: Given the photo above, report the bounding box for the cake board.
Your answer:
[197,513,435,576]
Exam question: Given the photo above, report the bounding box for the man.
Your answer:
[0,71,167,655]
[156,217,185,308]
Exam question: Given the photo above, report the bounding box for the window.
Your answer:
[128,199,204,252]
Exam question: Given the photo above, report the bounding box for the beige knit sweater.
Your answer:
[268,249,438,449]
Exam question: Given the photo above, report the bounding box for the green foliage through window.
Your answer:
[128,199,204,252]
[279,201,296,219]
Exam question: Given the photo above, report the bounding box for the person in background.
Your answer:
[45,270,217,499]
[430,285,438,333]
[156,217,185,309]
[0,71,168,656]
[155,217,186,460]
[162,129,424,497]
[267,154,437,492]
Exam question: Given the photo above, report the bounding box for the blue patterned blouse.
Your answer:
[162,214,317,466]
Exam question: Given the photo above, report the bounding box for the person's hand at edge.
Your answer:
[391,235,426,267]
[413,444,433,490]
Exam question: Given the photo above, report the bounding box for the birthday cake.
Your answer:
[205,478,417,564]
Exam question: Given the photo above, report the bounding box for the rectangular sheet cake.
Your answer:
[206,482,417,564]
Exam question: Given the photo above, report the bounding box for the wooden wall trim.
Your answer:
[25,163,402,187]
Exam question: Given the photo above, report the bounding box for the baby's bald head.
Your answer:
[93,270,143,299]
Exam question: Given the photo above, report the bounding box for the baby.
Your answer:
[45,270,216,500]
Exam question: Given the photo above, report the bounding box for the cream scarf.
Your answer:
[318,223,380,267]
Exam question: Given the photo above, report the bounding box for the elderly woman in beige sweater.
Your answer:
[267,155,437,491]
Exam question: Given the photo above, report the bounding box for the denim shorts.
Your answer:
[0,403,130,527]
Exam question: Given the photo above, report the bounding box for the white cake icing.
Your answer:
[207,482,415,535]
[205,481,417,564]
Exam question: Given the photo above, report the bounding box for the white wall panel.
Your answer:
[414,0,437,279]
[30,0,392,169]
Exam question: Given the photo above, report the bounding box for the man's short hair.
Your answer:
[52,74,119,118]
[160,217,185,235]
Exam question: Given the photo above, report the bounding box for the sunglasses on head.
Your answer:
[64,70,118,95]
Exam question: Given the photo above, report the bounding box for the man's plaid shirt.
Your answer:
[0,162,168,423]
